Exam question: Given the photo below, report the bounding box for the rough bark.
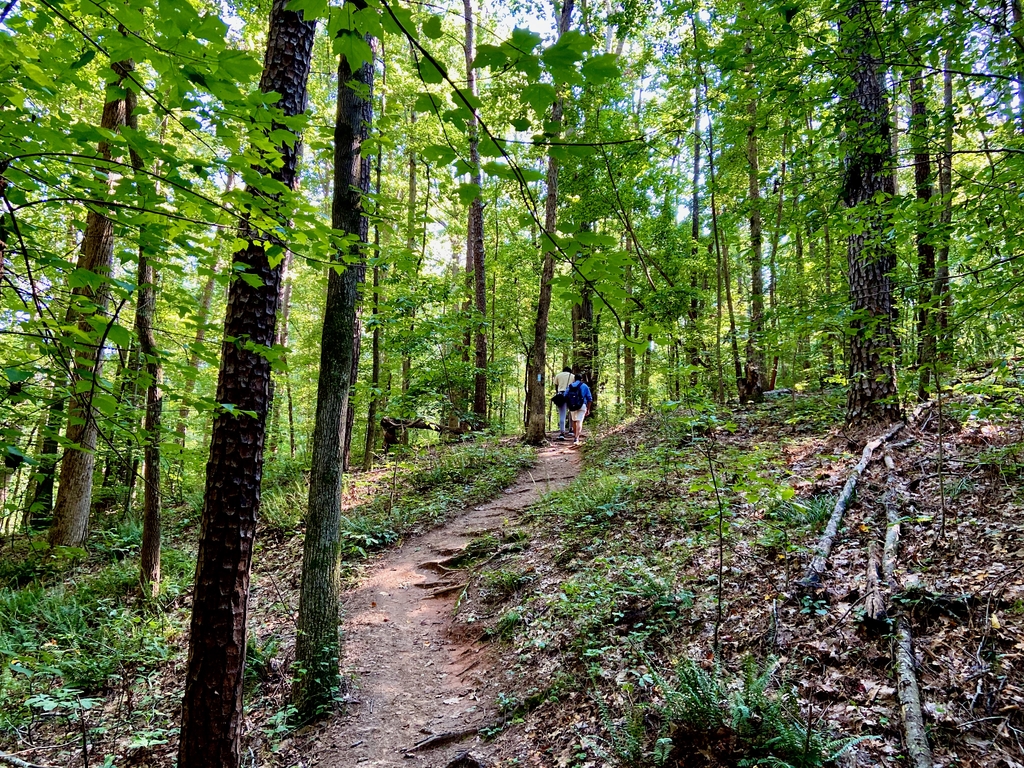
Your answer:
[525,0,574,444]
[465,0,487,421]
[177,1,316,764]
[841,0,901,424]
[292,29,373,722]
[48,58,133,548]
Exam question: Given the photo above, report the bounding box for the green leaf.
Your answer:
[218,50,262,82]
[4,368,32,384]
[414,92,445,113]
[508,27,542,53]
[521,83,557,115]
[511,117,532,131]
[422,14,444,39]
[381,3,413,35]
[333,32,373,68]
[69,49,96,70]
[422,144,456,164]
[105,322,134,348]
[473,43,507,70]
[417,57,447,84]
[581,53,619,85]
[457,182,482,205]
[286,0,329,19]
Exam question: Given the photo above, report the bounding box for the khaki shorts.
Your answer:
[570,408,587,422]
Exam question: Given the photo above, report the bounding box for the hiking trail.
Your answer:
[301,440,580,767]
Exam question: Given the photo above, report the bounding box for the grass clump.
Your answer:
[602,657,862,768]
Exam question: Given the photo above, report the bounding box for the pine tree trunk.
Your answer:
[840,0,901,424]
[292,28,373,722]
[526,0,574,444]
[48,59,133,548]
[177,1,316,763]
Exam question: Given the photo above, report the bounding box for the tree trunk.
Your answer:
[934,53,953,360]
[292,27,373,722]
[686,87,702,385]
[742,83,767,404]
[465,0,487,422]
[177,1,317,764]
[623,260,635,414]
[48,58,133,548]
[525,0,574,444]
[268,249,295,457]
[363,86,385,471]
[24,392,64,527]
[840,0,901,424]
[126,89,164,598]
[401,114,417,398]
[911,64,936,401]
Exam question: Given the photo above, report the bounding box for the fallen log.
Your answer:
[0,753,56,768]
[881,450,935,768]
[380,417,472,453]
[863,540,886,624]
[801,422,903,587]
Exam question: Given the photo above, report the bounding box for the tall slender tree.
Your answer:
[292,22,374,721]
[48,59,133,547]
[177,0,317,762]
[465,0,487,421]
[525,0,575,444]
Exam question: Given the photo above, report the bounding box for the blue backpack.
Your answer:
[565,381,585,411]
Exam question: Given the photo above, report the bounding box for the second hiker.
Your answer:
[564,375,593,447]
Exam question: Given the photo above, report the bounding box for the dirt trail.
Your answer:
[305,440,580,767]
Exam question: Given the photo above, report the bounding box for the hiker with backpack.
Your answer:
[563,376,593,447]
[551,366,575,439]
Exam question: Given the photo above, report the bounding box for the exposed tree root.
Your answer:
[881,448,935,768]
[801,422,903,588]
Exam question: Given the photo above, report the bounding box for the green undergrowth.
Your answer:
[0,437,533,757]
[0,521,195,743]
[471,404,858,766]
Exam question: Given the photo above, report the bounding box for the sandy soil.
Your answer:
[300,439,580,767]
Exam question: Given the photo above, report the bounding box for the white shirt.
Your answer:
[553,371,575,393]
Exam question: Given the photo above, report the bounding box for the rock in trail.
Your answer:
[305,441,580,767]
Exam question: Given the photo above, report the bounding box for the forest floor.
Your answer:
[3,393,1024,768]
[438,395,1024,768]
[285,441,580,767]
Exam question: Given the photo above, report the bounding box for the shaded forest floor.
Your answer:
[2,390,1024,768]
[452,393,1024,767]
